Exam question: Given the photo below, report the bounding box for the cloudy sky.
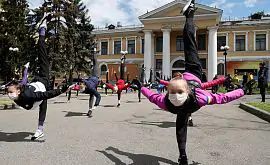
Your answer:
[28,0,270,28]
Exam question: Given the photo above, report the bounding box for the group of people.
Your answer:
[3,0,267,164]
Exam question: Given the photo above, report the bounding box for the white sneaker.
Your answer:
[24,62,30,68]
[31,129,44,140]
[182,0,194,15]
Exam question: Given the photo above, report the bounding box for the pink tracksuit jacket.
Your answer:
[142,72,244,111]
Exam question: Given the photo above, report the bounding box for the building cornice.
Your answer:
[140,13,220,24]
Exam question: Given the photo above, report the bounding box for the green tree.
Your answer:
[0,0,34,80]
[250,11,267,19]
[36,0,95,81]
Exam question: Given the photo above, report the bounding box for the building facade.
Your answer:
[93,0,270,82]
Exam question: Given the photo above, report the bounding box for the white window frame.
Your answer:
[99,38,110,55]
[125,36,137,54]
[112,37,123,55]
[233,31,248,51]
[253,30,268,51]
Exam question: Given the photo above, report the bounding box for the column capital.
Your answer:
[207,26,219,31]
[161,28,171,33]
[143,29,153,33]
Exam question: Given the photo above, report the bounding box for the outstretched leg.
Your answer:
[120,55,126,80]
[20,62,30,85]
[183,1,202,80]
[176,113,189,165]
[32,15,51,140]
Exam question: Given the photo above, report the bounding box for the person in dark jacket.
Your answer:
[201,72,207,83]
[7,13,72,140]
[258,62,268,102]
[83,50,101,117]
[130,76,142,102]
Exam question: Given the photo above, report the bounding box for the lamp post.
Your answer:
[9,47,19,78]
[220,45,230,76]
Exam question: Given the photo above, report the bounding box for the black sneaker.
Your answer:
[87,110,92,117]
[178,156,188,165]
[117,103,120,107]
[182,0,195,16]
[188,119,194,127]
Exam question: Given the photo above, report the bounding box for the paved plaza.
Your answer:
[0,92,269,165]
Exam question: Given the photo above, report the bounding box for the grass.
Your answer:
[0,99,13,105]
[248,102,270,112]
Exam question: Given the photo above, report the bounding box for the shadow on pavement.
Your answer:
[53,101,67,104]
[0,131,45,143]
[198,123,270,132]
[97,146,178,165]
[101,105,117,108]
[126,100,140,103]
[131,121,176,128]
[63,111,88,117]
[78,98,89,101]
[197,111,269,125]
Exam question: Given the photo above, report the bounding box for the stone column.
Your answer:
[143,30,153,83]
[207,26,218,81]
[161,29,171,79]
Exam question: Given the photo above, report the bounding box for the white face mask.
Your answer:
[168,93,188,107]
[8,92,19,101]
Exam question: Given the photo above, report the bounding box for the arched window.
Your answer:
[100,64,107,75]
[217,63,225,75]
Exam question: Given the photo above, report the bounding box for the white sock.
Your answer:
[118,100,120,104]
[37,125,43,131]
[188,116,192,121]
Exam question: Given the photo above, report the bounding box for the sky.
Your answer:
[28,0,270,28]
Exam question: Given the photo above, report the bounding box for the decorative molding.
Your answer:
[97,58,143,63]
[138,0,222,20]
[217,56,270,61]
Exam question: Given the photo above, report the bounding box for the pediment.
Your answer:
[139,0,222,20]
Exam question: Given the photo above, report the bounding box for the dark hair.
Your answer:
[7,81,22,90]
[259,62,265,66]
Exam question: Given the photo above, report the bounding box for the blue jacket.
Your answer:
[84,76,99,90]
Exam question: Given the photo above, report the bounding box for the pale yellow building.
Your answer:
[93,0,270,82]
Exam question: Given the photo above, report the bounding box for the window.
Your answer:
[176,36,184,51]
[156,37,163,52]
[198,34,206,50]
[200,58,206,69]
[217,63,225,75]
[156,59,162,70]
[235,35,245,51]
[101,42,108,55]
[114,41,121,54]
[141,39,144,54]
[256,34,266,51]
[217,36,226,51]
[128,40,135,54]
[100,64,107,75]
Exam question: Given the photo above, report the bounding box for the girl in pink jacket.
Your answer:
[141,1,244,164]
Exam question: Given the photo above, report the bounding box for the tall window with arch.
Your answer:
[100,64,107,75]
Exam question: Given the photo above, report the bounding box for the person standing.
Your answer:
[83,49,101,117]
[211,75,219,94]
[258,62,268,102]
[247,72,254,95]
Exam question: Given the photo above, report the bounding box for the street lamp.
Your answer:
[220,45,230,76]
[9,47,19,79]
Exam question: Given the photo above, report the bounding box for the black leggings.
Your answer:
[37,35,50,127]
[176,12,202,156]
